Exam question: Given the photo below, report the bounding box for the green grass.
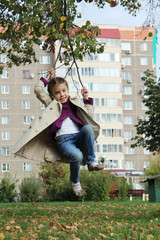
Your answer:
[0,200,160,240]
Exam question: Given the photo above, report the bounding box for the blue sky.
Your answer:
[75,2,160,78]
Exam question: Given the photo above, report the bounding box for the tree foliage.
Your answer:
[131,70,160,153]
[145,154,160,176]
[0,0,141,74]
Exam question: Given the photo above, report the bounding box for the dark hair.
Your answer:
[48,77,68,97]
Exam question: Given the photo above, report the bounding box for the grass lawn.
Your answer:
[0,200,160,240]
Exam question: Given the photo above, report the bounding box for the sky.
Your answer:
[75,1,160,78]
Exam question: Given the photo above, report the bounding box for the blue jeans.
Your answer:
[56,124,95,183]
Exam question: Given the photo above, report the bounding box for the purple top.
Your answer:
[40,78,93,139]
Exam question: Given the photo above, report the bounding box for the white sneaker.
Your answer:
[71,182,85,197]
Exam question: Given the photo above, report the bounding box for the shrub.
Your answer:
[0,177,17,203]
[118,177,129,200]
[40,162,115,201]
[19,176,41,202]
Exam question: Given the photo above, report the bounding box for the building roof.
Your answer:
[141,175,160,183]
[98,29,120,39]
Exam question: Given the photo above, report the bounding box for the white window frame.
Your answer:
[1,101,10,109]
[22,86,30,94]
[23,116,31,124]
[1,147,10,156]
[22,101,30,109]
[1,163,10,172]
[123,101,133,110]
[40,56,50,64]
[1,54,8,63]
[122,57,131,66]
[140,57,148,66]
[1,70,9,78]
[1,116,10,125]
[1,132,10,140]
[123,87,132,95]
[1,85,9,94]
[140,42,148,51]
[124,116,133,125]
[23,163,31,171]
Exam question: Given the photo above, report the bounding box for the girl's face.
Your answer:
[51,83,69,104]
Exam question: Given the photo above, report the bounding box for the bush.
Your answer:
[118,177,129,200]
[80,170,111,201]
[19,177,41,202]
[0,177,17,203]
[40,162,115,201]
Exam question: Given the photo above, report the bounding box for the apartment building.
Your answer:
[0,23,156,183]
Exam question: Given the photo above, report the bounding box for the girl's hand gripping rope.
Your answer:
[81,86,88,100]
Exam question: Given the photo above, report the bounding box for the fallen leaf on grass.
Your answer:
[71,234,81,240]
[20,237,26,240]
[99,233,108,239]
[5,226,11,231]
[0,233,5,240]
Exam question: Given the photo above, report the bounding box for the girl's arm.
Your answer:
[81,86,95,118]
[34,73,52,107]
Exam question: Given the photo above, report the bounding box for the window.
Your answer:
[40,71,48,78]
[123,101,133,110]
[102,129,122,138]
[1,147,10,156]
[122,57,131,66]
[140,43,147,51]
[1,40,8,48]
[125,161,135,170]
[102,144,122,153]
[140,58,148,65]
[96,38,120,47]
[1,116,10,124]
[124,116,133,124]
[101,83,120,92]
[101,114,121,122]
[1,132,10,140]
[40,56,50,64]
[1,163,10,172]
[23,70,30,79]
[23,116,31,124]
[144,148,150,154]
[84,53,98,61]
[99,53,120,62]
[123,87,132,95]
[22,101,30,109]
[94,145,100,153]
[124,131,133,140]
[124,146,134,154]
[93,98,100,107]
[94,114,100,122]
[142,102,148,110]
[101,98,120,107]
[1,54,8,63]
[1,101,10,109]
[1,70,9,78]
[105,159,119,169]
[121,42,131,51]
[144,161,150,168]
[23,163,31,171]
[1,86,9,94]
[122,72,132,81]
[22,86,30,94]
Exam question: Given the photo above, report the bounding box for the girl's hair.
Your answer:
[48,77,68,97]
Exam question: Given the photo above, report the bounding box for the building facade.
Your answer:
[0,23,156,184]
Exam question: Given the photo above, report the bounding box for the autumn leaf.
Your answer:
[0,233,5,240]
[60,16,66,22]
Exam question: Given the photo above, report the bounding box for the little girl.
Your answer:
[12,71,103,197]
